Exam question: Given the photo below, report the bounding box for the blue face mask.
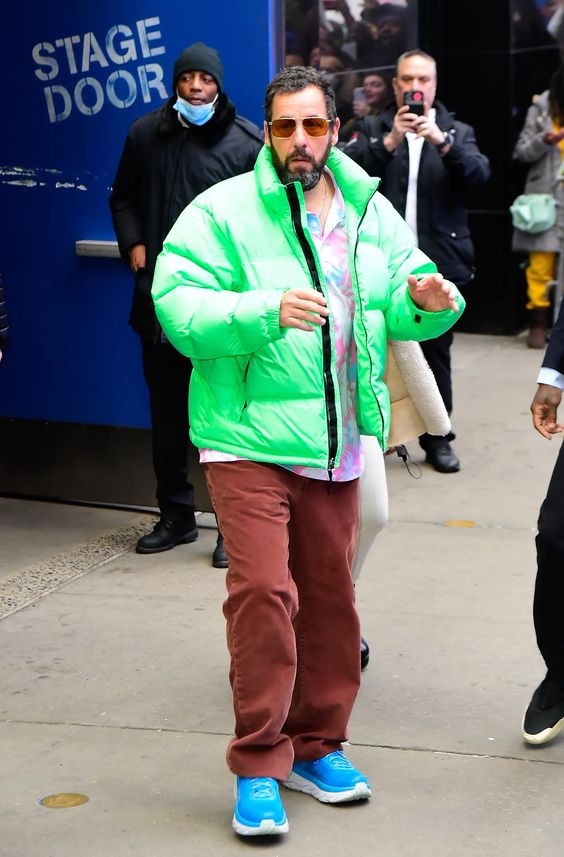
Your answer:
[173,94,218,126]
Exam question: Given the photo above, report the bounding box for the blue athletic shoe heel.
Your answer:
[233,776,289,836]
[283,750,372,803]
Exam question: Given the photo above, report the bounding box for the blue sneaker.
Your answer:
[283,750,371,803]
[233,776,289,836]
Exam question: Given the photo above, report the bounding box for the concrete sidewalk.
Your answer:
[1,332,563,857]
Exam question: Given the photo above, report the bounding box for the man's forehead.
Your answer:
[272,86,327,116]
[398,58,435,79]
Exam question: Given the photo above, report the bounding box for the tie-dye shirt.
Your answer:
[200,170,363,482]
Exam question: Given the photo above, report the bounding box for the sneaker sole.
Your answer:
[522,712,564,745]
[232,815,289,836]
[283,772,371,804]
[135,529,199,554]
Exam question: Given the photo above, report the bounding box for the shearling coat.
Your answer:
[513,91,564,253]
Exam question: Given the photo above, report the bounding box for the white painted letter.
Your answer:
[107,70,137,108]
[44,85,72,123]
[106,25,137,65]
[74,77,104,116]
[33,43,58,81]
[81,32,109,72]
[55,36,80,75]
[137,17,165,58]
[137,64,167,102]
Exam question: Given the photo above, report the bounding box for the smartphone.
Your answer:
[353,86,366,103]
[403,90,424,115]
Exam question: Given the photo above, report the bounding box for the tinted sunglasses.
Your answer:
[268,117,332,138]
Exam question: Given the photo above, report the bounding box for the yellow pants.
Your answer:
[526,251,556,309]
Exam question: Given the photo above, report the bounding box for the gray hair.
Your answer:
[395,49,437,78]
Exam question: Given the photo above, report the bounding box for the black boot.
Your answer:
[527,308,550,349]
[420,434,460,473]
[136,517,198,554]
[212,532,228,568]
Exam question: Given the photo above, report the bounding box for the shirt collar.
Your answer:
[306,168,346,235]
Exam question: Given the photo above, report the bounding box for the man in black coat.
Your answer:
[110,42,262,562]
[522,298,564,745]
[338,49,490,472]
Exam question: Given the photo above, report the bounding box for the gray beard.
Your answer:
[271,142,331,190]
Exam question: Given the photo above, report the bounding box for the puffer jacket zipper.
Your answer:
[286,183,338,478]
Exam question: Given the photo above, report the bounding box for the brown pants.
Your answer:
[204,460,361,780]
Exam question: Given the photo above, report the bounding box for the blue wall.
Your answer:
[0,1,276,427]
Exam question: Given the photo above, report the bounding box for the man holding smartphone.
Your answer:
[340,50,490,473]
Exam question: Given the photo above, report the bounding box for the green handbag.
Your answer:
[510,193,557,233]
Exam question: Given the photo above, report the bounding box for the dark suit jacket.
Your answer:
[543,300,564,374]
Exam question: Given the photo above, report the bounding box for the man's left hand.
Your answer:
[407,273,459,313]
[414,110,444,145]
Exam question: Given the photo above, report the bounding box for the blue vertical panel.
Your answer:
[0,1,273,427]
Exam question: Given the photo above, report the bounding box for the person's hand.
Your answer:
[543,130,564,145]
[414,108,445,145]
[385,105,419,150]
[128,243,147,272]
[530,383,563,439]
[353,99,371,118]
[280,289,329,332]
[407,273,459,314]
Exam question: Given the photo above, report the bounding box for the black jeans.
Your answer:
[419,330,454,449]
[141,339,195,523]
[534,440,564,682]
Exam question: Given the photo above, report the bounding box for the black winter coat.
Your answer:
[338,101,490,285]
[109,93,263,340]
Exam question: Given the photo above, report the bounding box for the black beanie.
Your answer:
[172,42,224,92]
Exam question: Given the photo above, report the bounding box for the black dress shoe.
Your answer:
[212,533,228,568]
[360,636,370,671]
[425,441,460,473]
[136,519,198,554]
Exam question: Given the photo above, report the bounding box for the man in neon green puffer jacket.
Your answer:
[152,66,465,837]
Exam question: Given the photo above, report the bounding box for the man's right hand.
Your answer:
[384,105,419,151]
[531,383,564,439]
[280,289,329,332]
[128,244,147,272]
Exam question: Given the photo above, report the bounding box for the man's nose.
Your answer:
[292,120,309,145]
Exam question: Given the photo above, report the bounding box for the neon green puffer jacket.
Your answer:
[152,145,464,472]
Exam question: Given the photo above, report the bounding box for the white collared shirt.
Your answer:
[404,108,436,241]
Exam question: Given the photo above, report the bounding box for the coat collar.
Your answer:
[254,145,380,217]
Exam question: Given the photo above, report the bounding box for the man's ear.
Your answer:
[330,116,341,146]
[263,120,271,147]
